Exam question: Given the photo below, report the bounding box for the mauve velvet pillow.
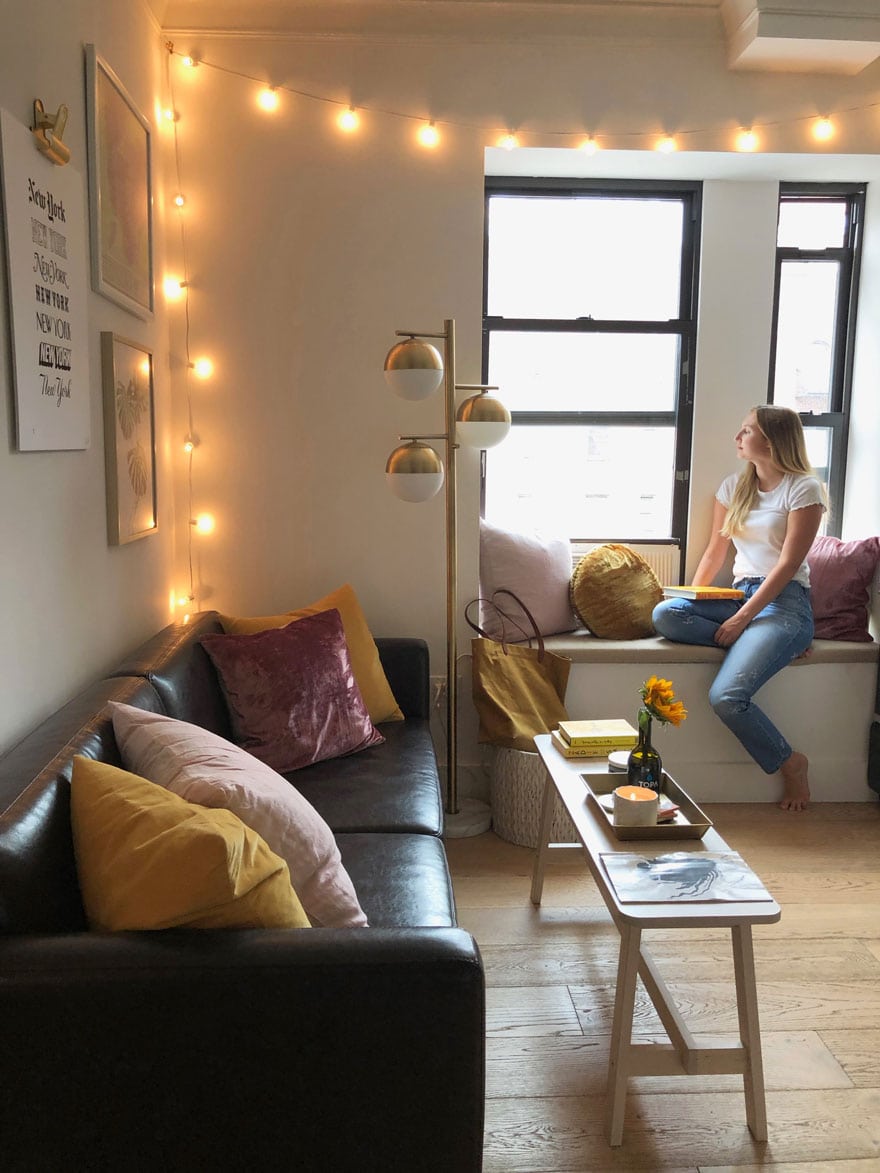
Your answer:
[807,535,880,642]
[200,608,384,772]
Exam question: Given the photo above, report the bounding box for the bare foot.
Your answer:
[779,750,810,811]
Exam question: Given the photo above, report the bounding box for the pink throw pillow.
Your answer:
[479,519,576,641]
[109,702,368,928]
[200,608,384,772]
[807,535,880,642]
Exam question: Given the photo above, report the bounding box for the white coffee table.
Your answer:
[529,733,781,1146]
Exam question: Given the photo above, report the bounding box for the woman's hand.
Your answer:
[714,609,750,648]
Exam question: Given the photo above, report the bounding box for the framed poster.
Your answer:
[0,107,90,450]
[101,332,157,544]
[85,45,154,319]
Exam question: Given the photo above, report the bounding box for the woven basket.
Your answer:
[490,747,578,848]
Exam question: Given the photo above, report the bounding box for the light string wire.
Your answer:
[165,42,880,146]
[165,46,196,608]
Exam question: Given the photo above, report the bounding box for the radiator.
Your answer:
[571,542,681,586]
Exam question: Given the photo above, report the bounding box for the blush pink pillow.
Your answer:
[109,702,368,928]
[200,608,384,773]
[479,519,576,641]
[808,535,880,642]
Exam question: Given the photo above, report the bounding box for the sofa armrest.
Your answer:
[0,926,485,1172]
[375,637,431,719]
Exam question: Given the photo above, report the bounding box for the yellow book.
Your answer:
[557,718,638,748]
[551,730,634,760]
[662,585,745,601]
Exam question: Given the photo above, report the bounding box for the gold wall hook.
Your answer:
[32,99,70,165]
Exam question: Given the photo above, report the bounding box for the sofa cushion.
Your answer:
[479,518,576,640]
[336,832,457,928]
[570,544,664,639]
[808,534,880,642]
[220,583,404,724]
[109,703,368,928]
[289,719,443,836]
[71,757,309,931]
[201,609,384,773]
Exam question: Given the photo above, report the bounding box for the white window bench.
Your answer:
[542,633,880,803]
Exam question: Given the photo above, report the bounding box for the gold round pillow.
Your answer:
[570,544,663,639]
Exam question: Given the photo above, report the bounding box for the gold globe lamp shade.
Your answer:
[456,390,511,449]
[383,337,444,401]
[385,440,445,502]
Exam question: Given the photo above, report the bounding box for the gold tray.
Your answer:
[582,770,713,841]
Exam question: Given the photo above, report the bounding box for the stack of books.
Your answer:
[551,718,639,759]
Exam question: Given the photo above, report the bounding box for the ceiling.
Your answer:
[149,1,880,74]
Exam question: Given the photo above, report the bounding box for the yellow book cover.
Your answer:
[555,720,638,749]
[550,729,614,759]
[662,585,745,601]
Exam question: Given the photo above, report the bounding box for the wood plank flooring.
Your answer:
[444,801,880,1172]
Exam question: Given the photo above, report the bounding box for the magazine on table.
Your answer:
[600,850,773,903]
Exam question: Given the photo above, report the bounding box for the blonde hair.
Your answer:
[721,405,823,536]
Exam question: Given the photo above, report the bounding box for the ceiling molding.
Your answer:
[721,1,880,73]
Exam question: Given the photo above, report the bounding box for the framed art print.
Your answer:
[85,45,154,319]
[101,332,157,544]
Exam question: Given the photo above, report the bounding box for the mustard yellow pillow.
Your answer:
[70,757,310,931]
[570,544,663,639]
[220,583,404,723]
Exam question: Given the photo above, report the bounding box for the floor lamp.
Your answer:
[383,319,510,837]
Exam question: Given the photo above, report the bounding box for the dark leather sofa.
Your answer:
[0,612,485,1172]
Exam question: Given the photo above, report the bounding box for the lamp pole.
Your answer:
[441,319,459,815]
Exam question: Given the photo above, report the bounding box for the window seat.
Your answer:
[541,632,879,803]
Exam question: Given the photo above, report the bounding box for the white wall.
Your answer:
[3,8,880,771]
[0,0,174,752]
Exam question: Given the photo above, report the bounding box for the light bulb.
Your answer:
[456,392,511,449]
[497,133,518,151]
[338,108,359,132]
[183,434,198,453]
[181,54,199,68]
[579,137,599,155]
[174,193,186,207]
[163,276,186,300]
[383,337,444,401]
[192,513,215,534]
[655,135,678,153]
[417,122,440,148]
[813,117,834,142]
[177,593,193,606]
[257,87,280,113]
[385,441,444,502]
[736,129,758,152]
[192,357,213,379]
[162,108,177,123]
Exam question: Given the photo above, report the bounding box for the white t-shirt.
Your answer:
[716,471,825,587]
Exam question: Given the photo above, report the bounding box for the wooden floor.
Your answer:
[445,802,880,1173]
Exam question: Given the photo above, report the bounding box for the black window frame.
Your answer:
[768,182,866,536]
[482,176,702,568]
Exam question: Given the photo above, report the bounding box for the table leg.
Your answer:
[605,923,642,1146]
[529,763,557,906]
[731,923,768,1142]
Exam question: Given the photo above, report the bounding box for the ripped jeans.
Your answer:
[651,579,814,773]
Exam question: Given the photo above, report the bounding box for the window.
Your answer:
[482,179,700,558]
[769,183,865,535]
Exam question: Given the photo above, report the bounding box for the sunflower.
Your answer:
[639,675,687,726]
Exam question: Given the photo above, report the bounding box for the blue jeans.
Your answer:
[652,580,814,774]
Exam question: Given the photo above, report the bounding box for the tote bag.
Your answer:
[467,589,571,752]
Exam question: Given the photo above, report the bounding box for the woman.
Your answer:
[652,405,825,812]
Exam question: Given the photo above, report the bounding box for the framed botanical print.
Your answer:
[85,45,154,318]
[101,332,157,544]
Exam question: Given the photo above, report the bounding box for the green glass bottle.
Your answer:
[626,708,662,793]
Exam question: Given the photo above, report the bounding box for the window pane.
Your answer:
[488,332,680,413]
[772,261,839,413]
[803,426,831,523]
[777,200,846,249]
[487,196,684,320]
[483,425,675,538]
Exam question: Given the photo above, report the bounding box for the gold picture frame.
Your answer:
[101,332,157,544]
[85,45,154,319]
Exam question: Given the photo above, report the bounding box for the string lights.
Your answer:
[164,42,880,154]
